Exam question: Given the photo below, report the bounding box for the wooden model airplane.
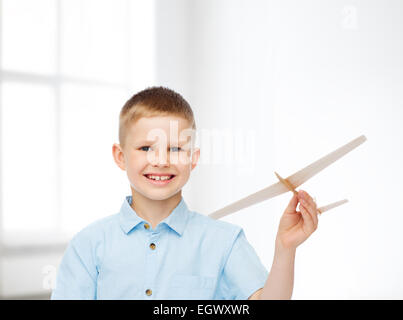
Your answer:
[209,135,367,219]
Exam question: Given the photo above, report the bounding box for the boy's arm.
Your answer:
[51,236,98,300]
[249,190,318,300]
[249,241,295,299]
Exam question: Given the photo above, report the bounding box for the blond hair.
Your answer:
[119,86,196,147]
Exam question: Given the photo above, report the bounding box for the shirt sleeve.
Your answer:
[50,235,98,300]
[217,228,268,300]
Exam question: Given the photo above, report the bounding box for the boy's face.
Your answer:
[113,115,200,201]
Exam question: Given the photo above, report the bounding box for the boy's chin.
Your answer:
[145,192,180,201]
[139,187,182,201]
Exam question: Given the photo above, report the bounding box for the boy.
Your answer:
[51,86,319,300]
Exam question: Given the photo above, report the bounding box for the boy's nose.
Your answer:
[150,148,169,166]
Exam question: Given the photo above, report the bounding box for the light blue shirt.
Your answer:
[51,196,268,300]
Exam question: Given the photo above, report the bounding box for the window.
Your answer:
[0,0,156,242]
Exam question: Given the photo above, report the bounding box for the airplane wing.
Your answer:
[208,181,289,220]
[317,199,348,214]
[286,135,367,189]
[208,135,367,220]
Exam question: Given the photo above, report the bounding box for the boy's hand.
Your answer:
[276,190,319,250]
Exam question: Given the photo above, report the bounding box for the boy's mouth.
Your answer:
[143,174,176,182]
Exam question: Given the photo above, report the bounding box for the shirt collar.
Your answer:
[118,195,190,236]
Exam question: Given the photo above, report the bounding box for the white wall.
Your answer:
[155,0,403,299]
[1,0,401,299]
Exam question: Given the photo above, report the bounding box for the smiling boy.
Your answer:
[51,86,319,300]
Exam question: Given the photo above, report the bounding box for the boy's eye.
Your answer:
[140,146,182,152]
[140,146,152,152]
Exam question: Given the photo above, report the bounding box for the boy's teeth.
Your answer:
[147,175,172,181]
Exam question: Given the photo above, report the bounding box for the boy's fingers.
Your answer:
[299,190,314,205]
[284,193,299,214]
[300,205,316,233]
[311,200,318,226]
[301,202,318,229]
[301,198,318,226]
[299,190,319,225]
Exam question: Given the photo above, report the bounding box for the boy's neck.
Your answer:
[130,189,183,230]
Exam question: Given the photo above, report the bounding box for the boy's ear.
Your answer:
[112,143,126,171]
[191,147,200,170]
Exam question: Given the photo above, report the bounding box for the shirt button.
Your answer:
[144,223,150,230]
[145,289,152,296]
[149,243,156,250]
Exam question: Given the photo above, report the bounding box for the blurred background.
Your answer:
[0,0,402,299]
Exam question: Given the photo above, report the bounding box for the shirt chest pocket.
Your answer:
[169,275,216,300]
